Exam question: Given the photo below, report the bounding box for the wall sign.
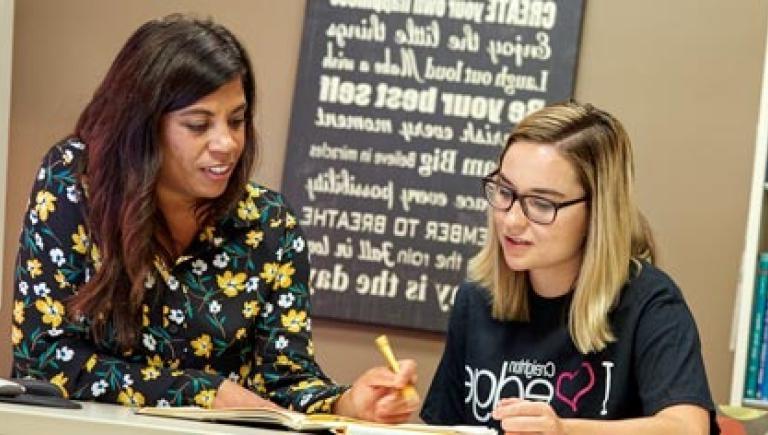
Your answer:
[282,0,584,331]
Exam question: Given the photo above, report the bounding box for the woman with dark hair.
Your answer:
[11,14,416,421]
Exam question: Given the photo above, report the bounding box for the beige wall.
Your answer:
[4,0,767,408]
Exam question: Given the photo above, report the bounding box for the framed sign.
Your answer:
[282,0,584,331]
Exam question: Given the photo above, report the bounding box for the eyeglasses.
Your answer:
[481,176,588,225]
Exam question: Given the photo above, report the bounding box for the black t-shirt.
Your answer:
[421,262,718,433]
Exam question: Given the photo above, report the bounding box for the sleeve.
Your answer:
[420,282,471,424]
[11,141,225,407]
[632,282,717,420]
[251,190,347,413]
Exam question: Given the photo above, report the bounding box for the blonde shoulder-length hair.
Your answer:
[467,101,655,354]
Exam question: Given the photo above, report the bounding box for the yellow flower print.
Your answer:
[274,262,295,290]
[235,328,247,340]
[242,300,260,319]
[117,387,145,407]
[306,396,335,414]
[285,213,296,229]
[217,271,247,297]
[142,304,150,328]
[199,225,215,242]
[54,270,69,289]
[91,244,101,267]
[239,362,252,380]
[86,354,98,372]
[11,325,22,346]
[162,305,169,328]
[246,184,264,198]
[146,355,163,368]
[307,340,315,357]
[49,372,68,398]
[13,301,24,324]
[260,262,279,284]
[175,255,192,266]
[281,309,307,333]
[171,370,184,376]
[141,366,160,381]
[245,230,264,248]
[191,334,212,358]
[203,364,219,376]
[153,256,171,277]
[276,355,302,372]
[290,379,326,391]
[194,389,217,408]
[168,359,181,370]
[269,218,282,228]
[252,373,266,394]
[35,296,64,328]
[237,198,260,221]
[27,258,42,278]
[72,225,88,254]
[34,191,57,222]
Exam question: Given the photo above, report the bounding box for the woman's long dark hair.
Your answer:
[68,14,258,349]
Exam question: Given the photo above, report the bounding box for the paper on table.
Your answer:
[336,422,497,435]
[137,406,497,434]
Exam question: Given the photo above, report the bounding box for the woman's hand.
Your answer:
[212,379,281,409]
[492,398,565,435]
[333,359,419,423]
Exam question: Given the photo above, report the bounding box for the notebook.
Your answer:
[136,406,496,434]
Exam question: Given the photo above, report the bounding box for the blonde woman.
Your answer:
[421,102,716,434]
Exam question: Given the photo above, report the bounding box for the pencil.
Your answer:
[374,335,418,401]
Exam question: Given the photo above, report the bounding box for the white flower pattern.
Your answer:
[213,252,230,269]
[49,248,65,267]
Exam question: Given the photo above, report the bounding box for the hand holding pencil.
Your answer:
[375,335,419,401]
[332,335,419,423]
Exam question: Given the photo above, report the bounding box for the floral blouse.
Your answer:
[12,138,346,412]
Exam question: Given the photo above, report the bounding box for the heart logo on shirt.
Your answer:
[555,361,595,413]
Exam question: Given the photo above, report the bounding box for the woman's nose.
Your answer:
[209,124,237,153]
[503,200,528,229]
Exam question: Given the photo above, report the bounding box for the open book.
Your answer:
[136,406,496,434]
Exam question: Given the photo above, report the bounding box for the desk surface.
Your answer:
[0,401,303,435]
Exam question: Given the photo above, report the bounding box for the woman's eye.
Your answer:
[529,197,555,211]
[229,118,245,129]
[184,123,209,133]
[498,187,514,199]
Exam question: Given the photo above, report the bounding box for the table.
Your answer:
[0,401,301,434]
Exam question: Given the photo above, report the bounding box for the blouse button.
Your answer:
[168,324,179,334]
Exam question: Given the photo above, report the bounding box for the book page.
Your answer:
[137,406,496,434]
[337,422,496,435]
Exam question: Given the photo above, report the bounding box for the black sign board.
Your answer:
[282,0,584,331]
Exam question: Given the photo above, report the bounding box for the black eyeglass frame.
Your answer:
[480,176,589,225]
